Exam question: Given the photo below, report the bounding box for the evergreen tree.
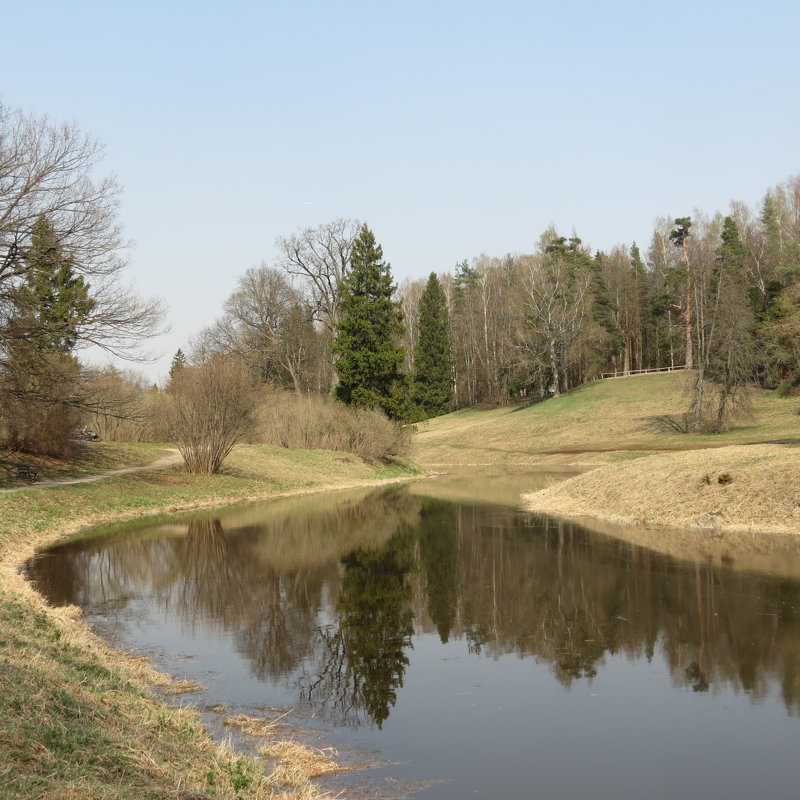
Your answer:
[411,272,453,418]
[332,225,407,418]
[3,216,92,453]
[9,215,94,355]
[169,348,187,381]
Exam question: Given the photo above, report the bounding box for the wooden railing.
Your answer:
[600,365,687,379]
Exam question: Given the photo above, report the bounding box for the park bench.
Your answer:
[16,465,38,482]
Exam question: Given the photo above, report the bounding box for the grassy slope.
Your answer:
[412,372,800,465]
[411,372,800,535]
[0,444,419,800]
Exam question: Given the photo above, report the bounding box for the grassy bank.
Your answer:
[0,444,420,800]
[0,442,173,487]
[412,372,800,535]
[522,443,800,534]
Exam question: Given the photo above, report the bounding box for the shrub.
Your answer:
[256,390,409,460]
[163,356,258,474]
[0,353,82,456]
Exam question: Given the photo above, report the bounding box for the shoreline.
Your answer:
[0,448,422,800]
[522,442,800,539]
[5,440,800,797]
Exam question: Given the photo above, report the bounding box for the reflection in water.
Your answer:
[303,538,415,728]
[28,484,800,729]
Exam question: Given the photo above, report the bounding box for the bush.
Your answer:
[163,356,259,474]
[256,390,409,460]
[84,369,171,443]
[0,354,82,456]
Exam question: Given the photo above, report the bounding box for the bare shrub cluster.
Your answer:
[162,357,259,474]
[0,353,82,456]
[257,390,409,460]
[79,367,166,442]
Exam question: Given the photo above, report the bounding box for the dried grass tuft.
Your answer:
[260,740,347,779]
[223,711,290,737]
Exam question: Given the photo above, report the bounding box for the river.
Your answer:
[25,467,800,799]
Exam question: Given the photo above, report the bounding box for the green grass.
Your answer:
[412,372,800,465]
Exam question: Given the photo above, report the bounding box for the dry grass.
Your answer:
[411,372,800,538]
[259,741,346,779]
[256,389,410,460]
[523,443,800,535]
[0,441,172,487]
[224,713,290,738]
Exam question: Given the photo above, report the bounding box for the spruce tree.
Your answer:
[10,216,94,355]
[4,216,92,453]
[169,348,187,381]
[332,225,407,418]
[411,272,453,418]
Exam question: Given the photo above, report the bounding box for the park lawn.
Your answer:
[411,371,800,536]
[0,441,172,487]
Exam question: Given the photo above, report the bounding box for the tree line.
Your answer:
[3,98,799,459]
[192,174,800,433]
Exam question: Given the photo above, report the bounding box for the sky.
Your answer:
[2,0,799,381]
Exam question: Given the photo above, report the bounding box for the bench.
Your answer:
[16,465,38,482]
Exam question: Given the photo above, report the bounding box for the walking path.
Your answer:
[0,450,182,494]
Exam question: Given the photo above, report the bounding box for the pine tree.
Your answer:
[332,225,407,418]
[411,272,453,418]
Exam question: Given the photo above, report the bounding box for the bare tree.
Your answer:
[518,237,594,397]
[274,218,361,334]
[163,356,258,474]
[192,263,328,392]
[0,103,164,360]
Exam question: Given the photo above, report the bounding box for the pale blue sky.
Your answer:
[3,0,798,380]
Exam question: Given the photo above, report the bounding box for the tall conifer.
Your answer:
[332,225,407,418]
[411,272,453,418]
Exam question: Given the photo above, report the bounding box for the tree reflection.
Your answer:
[27,484,800,725]
[337,536,415,727]
[417,499,459,643]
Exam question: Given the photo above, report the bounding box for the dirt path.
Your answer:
[0,449,183,493]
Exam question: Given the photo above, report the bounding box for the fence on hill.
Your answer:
[600,365,688,380]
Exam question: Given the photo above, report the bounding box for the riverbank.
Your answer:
[522,442,800,535]
[410,372,800,536]
[0,444,421,800]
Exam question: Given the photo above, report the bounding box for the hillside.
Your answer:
[411,371,800,466]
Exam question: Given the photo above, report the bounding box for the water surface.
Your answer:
[27,467,800,799]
